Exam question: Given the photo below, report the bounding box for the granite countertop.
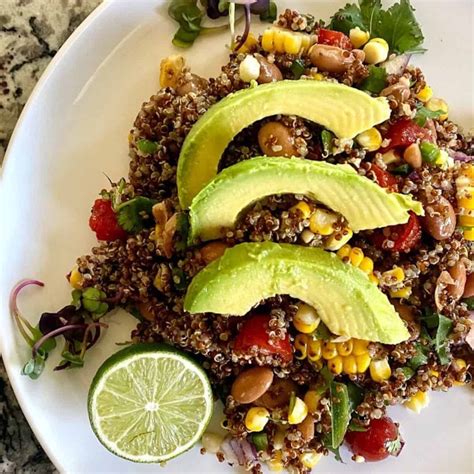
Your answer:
[0,1,100,471]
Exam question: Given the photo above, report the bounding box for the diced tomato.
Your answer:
[318,28,353,49]
[370,164,399,192]
[381,118,432,152]
[89,198,128,242]
[345,417,404,462]
[234,314,293,363]
[372,212,422,253]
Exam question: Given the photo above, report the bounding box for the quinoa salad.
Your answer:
[11,1,474,472]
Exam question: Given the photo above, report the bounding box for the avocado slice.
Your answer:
[188,157,423,243]
[177,80,391,208]
[184,242,409,344]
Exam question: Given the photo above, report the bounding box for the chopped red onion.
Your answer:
[381,54,411,76]
[448,150,473,162]
[221,436,257,466]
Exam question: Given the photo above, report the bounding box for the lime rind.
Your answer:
[88,344,213,463]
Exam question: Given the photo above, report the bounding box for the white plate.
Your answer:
[0,1,473,473]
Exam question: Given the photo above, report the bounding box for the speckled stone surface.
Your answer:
[0,0,101,163]
[0,1,100,470]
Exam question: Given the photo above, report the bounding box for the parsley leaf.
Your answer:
[329,0,424,54]
[413,105,444,126]
[116,196,157,233]
[359,65,387,94]
[464,297,474,310]
[434,314,453,365]
[408,342,429,370]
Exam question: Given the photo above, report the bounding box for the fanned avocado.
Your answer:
[184,242,409,344]
[188,157,423,243]
[177,80,391,208]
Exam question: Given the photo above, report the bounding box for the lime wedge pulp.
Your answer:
[88,344,213,463]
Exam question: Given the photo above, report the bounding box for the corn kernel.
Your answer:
[268,450,283,471]
[390,287,412,299]
[301,229,315,244]
[322,341,338,360]
[370,358,391,382]
[236,32,258,53]
[312,72,324,81]
[262,29,274,52]
[307,339,322,362]
[291,201,312,219]
[404,390,429,413]
[426,97,448,121]
[337,244,352,261]
[429,369,439,378]
[349,27,370,48]
[356,127,383,152]
[304,390,321,414]
[288,397,308,424]
[343,354,358,375]
[294,304,320,334]
[69,267,84,289]
[294,334,309,360]
[337,340,353,356]
[359,257,374,274]
[383,267,405,283]
[300,451,323,469]
[273,29,286,53]
[459,214,474,227]
[349,247,365,267]
[382,149,401,165]
[159,55,185,88]
[355,353,371,373]
[328,355,343,375]
[463,228,474,241]
[309,209,338,235]
[324,227,353,251]
[461,165,474,180]
[416,85,433,103]
[245,407,270,432]
[284,32,303,55]
[363,38,389,64]
[369,273,379,285]
[453,358,467,386]
[273,427,287,450]
[239,55,261,82]
[458,194,474,210]
[352,339,369,356]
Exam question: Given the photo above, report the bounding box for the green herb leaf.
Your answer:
[464,297,474,310]
[348,420,368,432]
[137,139,159,155]
[326,444,344,463]
[346,382,364,412]
[359,65,387,94]
[435,314,452,365]
[329,0,424,54]
[251,432,268,451]
[408,343,429,370]
[169,0,204,48]
[175,212,190,251]
[291,59,306,79]
[392,164,410,175]
[398,366,415,380]
[413,106,444,126]
[116,196,157,233]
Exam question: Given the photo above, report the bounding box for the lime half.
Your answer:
[88,343,213,463]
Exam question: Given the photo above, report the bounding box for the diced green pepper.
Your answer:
[251,432,268,451]
[291,59,305,79]
[419,141,439,164]
[321,130,334,157]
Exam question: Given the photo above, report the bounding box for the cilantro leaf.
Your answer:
[414,105,444,126]
[329,0,424,54]
[464,297,474,310]
[116,196,157,233]
[408,342,429,370]
[434,314,452,365]
[372,0,425,54]
[359,65,387,94]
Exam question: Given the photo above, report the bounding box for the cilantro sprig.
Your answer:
[330,0,425,54]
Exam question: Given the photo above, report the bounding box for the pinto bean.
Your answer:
[463,273,474,298]
[422,196,456,240]
[231,367,274,404]
[447,261,467,300]
[254,378,297,409]
[309,44,359,74]
[258,121,297,157]
[256,56,283,83]
[200,241,229,264]
[297,414,315,442]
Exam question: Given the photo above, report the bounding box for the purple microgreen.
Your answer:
[31,324,86,359]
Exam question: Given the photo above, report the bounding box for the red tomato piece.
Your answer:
[234,314,293,363]
[89,198,128,242]
[381,118,432,152]
[370,164,399,192]
[372,212,422,253]
[318,28,353,49]
[345,417,404,462]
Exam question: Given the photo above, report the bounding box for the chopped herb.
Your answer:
[346,382,364,412]
[408,342,429,370]
[116,196,157,233]
[326,444,344,463]
[330,0,424,54]
[321,130,334,158]
[392,164,410,175]
[175,212,190,251]
[359,65,387,94]
[419,141,439,164]
[137,139,159,155]
[251,432,268,451]
[464,297,474,310]
[434,314,453,365]
[347,421,368,432]
[291,59,306,79]
[398,366,415,380]
[169,0,203,48]
[413,105,444,126]
[328,381,351,449]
